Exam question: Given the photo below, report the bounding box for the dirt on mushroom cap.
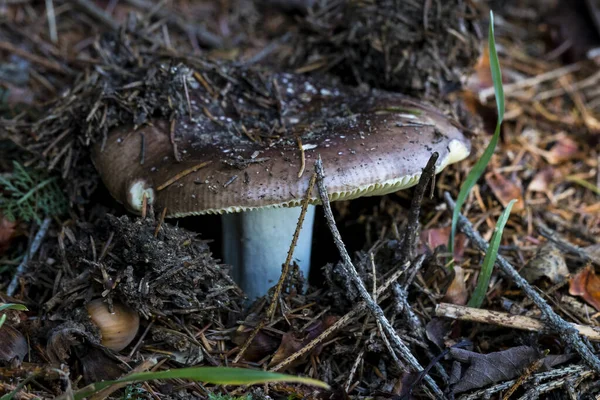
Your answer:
[93,73,471,217]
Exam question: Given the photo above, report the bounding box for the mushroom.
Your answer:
[92,73,470,301]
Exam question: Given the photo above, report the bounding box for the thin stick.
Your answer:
[478,63,581,103]
[344,349,365,393]
[7,217,52,296]
[537,221,599,265]
[270,265,407,372]
[399,152,439,264]
[45,0,58,43]
[154,208,168,238]
[267,173,317,320]
[0,42,66,74]
[74,0,120,31]
[436,303,600,341]
[315,157,443,399]
[156,161,212,191]
[444,192,600,373]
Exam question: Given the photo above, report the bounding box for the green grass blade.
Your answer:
[72,367,329,400]
[449,10,505,267]
[468,199,516,308]
[565,176,600,195]
[488,12,504,121]
[0,314,6,329]
[0,304,29,312]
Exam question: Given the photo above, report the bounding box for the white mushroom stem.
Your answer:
[221,205,316,301]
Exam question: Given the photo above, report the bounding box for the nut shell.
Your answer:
[0,324,28,362]
[86,299,140,351]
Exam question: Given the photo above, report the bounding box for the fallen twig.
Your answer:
[316,157,444,399]
[444,192,600,374]
[536,221,599,265]
[269,263,408,372]
[7,217,52,297]
[436,303,600,341]
[457,364,593,400]
[399,152,439,264]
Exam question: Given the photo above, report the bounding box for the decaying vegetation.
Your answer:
[1,0,600,399]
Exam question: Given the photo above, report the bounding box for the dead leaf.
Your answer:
[0,215,18,256]
[231,325,280,362]
[449,346,566,393]
[485,171,525,212]
[464,46,492,93]
[419,226,467,261]
[269,332,304,367]
[425,318,450,350]
[569,266,600,311]
[443,266,468,305]
[520,243,569,284]
[527,166,562,194]
[543,136,580,165]
[268,316,338,369]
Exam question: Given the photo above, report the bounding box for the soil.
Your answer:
[1,0,600,399]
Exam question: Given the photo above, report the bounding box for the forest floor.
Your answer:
[1,0,600,399]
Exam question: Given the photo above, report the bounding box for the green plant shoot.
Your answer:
[468,199,516,308]
[448,10,505,268]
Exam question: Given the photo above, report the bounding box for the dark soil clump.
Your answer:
[285,0,482,98]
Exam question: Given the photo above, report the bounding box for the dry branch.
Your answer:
[436,303,600,341]
[316,157,444,399]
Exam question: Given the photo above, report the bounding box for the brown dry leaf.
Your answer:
[527,166,562,194]
[485,171,525,212]
[0,215,18,256]
[443,266,468,305]
[520,243,569,284]
[269,332,304,368]
[569,266,600,311]
[419,226,467,261]
[268,316,338,369]
[231,325,280,362]
[543,136,580,165]
[450,346,571,394]
[464,46,492,93]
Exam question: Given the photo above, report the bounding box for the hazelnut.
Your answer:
[0,324,28,363]
[86,299,140,351]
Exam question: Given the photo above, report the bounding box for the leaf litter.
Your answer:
[0,0,599,399]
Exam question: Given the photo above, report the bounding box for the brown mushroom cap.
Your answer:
[93,73,470,216]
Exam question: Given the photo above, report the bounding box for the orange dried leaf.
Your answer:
[443,266,468,305]
[527,167,561,193]
[569,266,600,311]
[485,172,525,212]
[419,226,467,261]
[544,137,580,165]
[0,215,18,255]
[464,46,492,92]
